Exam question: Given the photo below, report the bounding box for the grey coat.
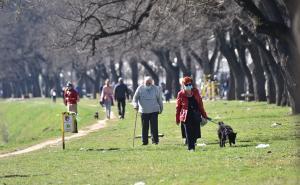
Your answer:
[132,85,163,114]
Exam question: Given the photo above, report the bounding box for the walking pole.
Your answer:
[133,109,138,148]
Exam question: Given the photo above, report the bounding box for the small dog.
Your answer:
[94,112,99,119]
[218,121,237,147]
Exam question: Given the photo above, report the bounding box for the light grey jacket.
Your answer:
[132,85,163,114]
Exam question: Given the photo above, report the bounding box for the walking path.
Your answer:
[0,113,114,159]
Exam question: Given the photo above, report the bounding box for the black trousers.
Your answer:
[184,114,201,150]
[117,98,126,118]
[141,112,159,144]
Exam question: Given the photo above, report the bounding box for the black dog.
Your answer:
[218,121,237,147]
[94,112,99,119]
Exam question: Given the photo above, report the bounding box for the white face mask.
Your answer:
[145,85,152,90]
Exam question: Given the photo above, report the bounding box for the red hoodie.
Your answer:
[176,88,208,123]
[64,88,79,105]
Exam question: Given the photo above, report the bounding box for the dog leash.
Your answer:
[207,117,219,125]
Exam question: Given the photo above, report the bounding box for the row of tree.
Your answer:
[0,0,299,114]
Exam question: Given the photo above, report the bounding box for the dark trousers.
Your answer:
[141,112,159,144]
[117,98,126,118]
[184,115,200,150]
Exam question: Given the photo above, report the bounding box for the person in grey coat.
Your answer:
[132,76,163,145]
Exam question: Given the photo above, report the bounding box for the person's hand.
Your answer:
[134,106,138,110]
[200,118,208,127]
[176,121,180,126]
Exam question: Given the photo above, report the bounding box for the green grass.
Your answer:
[0,100,299,185]
[0,98,101,153]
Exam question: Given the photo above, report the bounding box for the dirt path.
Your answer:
[0,112,114,159]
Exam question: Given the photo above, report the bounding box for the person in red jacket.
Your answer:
[176,76,208,151]
[64,82,80,113]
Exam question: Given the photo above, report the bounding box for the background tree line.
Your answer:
[0,0,299,114]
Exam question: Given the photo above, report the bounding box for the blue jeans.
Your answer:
[104,100,112,119]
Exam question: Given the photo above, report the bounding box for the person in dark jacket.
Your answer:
[176,76,208,151]
[114,77,130,119]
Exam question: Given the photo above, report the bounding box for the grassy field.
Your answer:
[0,98,101,153]
[0,100,299,185]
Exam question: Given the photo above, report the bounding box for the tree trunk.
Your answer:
[31,74,41,97]
[218,31,245,100]
[11,81,22,98]
[227,71,235,100]
[166,72,173,97]
[42,74,51,97]
[118,60,123,78]
[53,74,62,97]
[280,83,288,106]
[235,0,300,113]
[288,1,300,113]
[232,23,254,100]
[247,44,266,101]
[237,43,254,100]
[110,59,118,84]
[100,64,109,81]
[175,47,190,76]
[166,49,181,96]
[258,47,276,103]
[2,81,12,98]
[18,78,27,98]
[259,43,284,105]
[173,65,181,96]
[129,58,139,92]
[200,39,211,75]
[152,47,180,98]
[93,69,102,99]
[140,60,159,85]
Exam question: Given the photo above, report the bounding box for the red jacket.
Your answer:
[176,88,208,123]
[64,88,79,105]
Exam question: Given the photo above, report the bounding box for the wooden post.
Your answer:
[61,112,65,150]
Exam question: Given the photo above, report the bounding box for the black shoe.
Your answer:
[142,143,148,145]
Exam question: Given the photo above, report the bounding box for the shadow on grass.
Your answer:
[79,145,186,153]
[84,148,121,152]
[0,173,49,179]
[205,140,256,148]
[234,143,257,148]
